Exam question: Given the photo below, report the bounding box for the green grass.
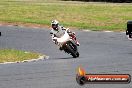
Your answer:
[0,49,43,63]
[0,0,132,31]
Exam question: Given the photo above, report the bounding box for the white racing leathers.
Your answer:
[50,25,70,45]
[50,26,79,58]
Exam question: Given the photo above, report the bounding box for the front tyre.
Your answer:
[72,51,79,58]
[65,42,79,58]
[76,52,79,57]
[66,44,77,58]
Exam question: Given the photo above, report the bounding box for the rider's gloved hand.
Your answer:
[52,38,58,45]
[72,32,75,35]
[54,40,58,45]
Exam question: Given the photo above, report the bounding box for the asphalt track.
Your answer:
[0,26,132,88]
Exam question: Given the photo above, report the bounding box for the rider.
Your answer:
[50,20,80,50]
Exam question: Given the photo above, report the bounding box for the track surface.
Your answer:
[0,26,132,88]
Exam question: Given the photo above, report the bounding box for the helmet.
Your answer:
[51,20,59,31]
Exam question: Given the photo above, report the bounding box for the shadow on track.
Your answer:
[53,57,74,60]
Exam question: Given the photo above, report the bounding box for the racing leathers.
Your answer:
[50,25,80,50]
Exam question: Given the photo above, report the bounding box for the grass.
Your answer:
[0,0,132,31]
[0,49,43,63]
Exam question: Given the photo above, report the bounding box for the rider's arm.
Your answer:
[61,26,72,33]
[61,26,75,36]
[50,31,54,39]
[64,27,75,35]
[50,30,58,44]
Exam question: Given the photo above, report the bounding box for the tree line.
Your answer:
[63,0,132,2]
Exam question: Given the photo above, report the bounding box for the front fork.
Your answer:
[70,34,78,45]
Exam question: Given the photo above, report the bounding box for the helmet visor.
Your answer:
[52,24,58,29]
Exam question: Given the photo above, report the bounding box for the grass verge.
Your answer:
[0,49,43,63]
[0,0,132,31]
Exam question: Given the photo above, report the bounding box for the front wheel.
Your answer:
[72,52,79,58]
[65,42,79,58]
[76,52,79,57]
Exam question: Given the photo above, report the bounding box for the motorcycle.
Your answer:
[126,20,132,40]
[53,31,79,58]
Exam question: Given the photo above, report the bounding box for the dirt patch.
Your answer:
[0,22,50,29]
[0,22,78,30]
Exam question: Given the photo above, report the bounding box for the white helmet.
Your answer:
[51,20,59,30]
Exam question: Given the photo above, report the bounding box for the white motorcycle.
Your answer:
[53,31,79,58]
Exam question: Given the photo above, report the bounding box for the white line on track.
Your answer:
[0,55,49,65]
